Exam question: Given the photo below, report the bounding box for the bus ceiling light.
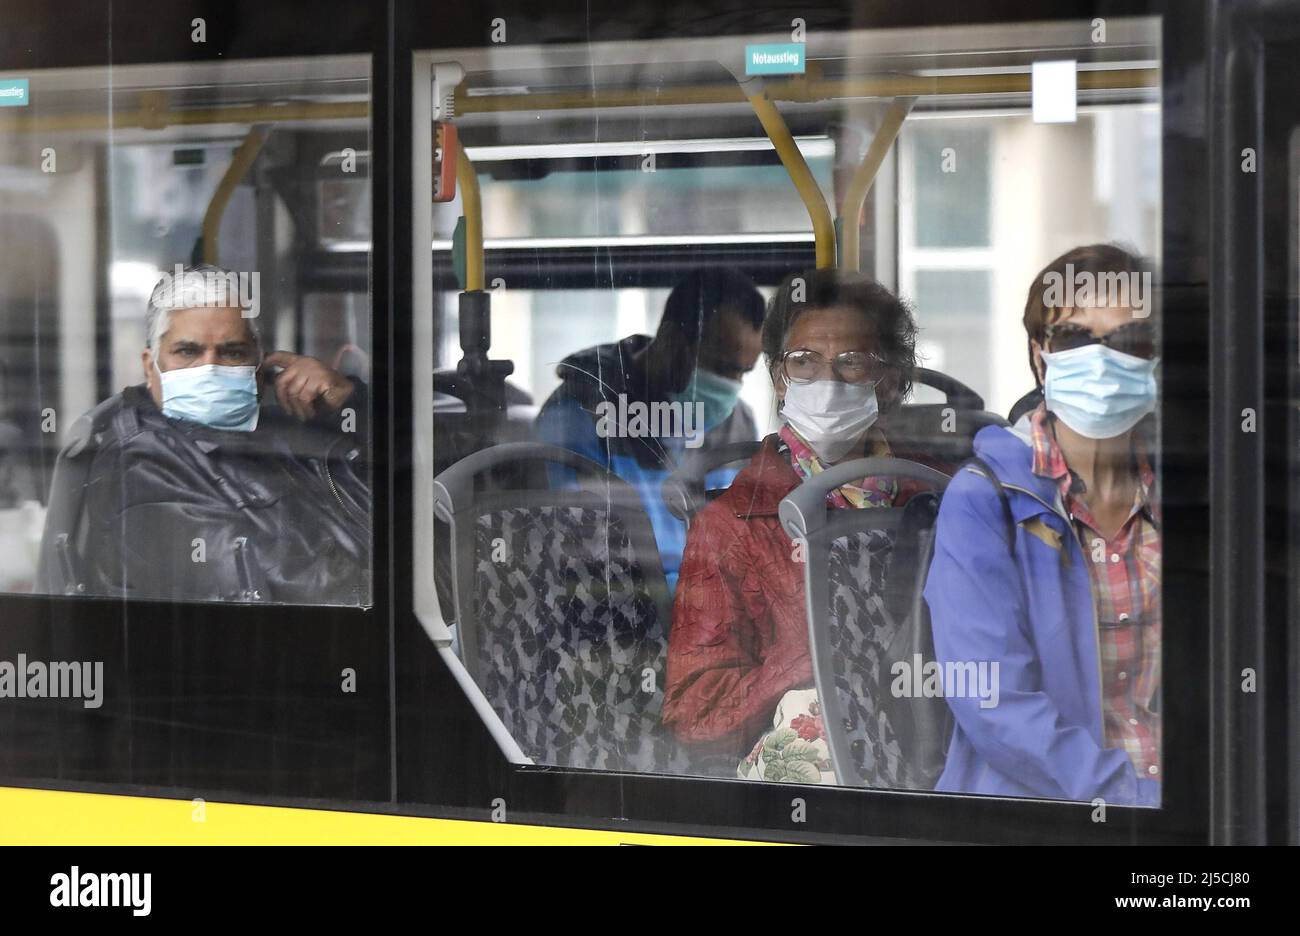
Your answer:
[1032,60,1078,124]
[462,137,835,162]
[465,85,529,97]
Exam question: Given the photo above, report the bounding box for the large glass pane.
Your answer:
[0,56,373,606]
[414,16,1164,803]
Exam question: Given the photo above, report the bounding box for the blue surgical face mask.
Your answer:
[672,367,744,433]
[155,360,260,432]
[1041,344,1157,439]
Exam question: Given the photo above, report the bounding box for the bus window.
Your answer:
[414,15,1165,797]
[898,106,1161,417]
[0,56,374,606]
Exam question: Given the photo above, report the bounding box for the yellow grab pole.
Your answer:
[747,90,836,269]
[201,127,268,265]
[0,69,1159,133]
[0,100,368,134]
[454,67,1157,114]
[455,148,485,292]
[839,98,913,273]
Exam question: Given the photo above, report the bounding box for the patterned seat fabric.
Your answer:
[473,506,689,773]
[825,528,914,788]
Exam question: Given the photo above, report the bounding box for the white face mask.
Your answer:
[780,378,879,463]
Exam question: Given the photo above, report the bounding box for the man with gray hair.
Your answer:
[66,263,371,605]
[140,263,357,424]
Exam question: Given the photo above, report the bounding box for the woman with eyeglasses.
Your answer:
[662,270,944,780]
[924,243,1162,806]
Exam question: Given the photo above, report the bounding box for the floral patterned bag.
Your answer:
[737,689,837,784]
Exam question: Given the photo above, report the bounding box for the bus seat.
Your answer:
[913,367,984,410]
[661,440,762,526]
[1008,388,1043,425]
[433,369,533,409]
[36,397,118,596]
[881,368,1008,463]
[432,441,691,774]
[779,456,951,790]
[431,369,537,474]
[881,405,1008,464]
[431,370,542,628]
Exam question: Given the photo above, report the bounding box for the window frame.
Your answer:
[397,0,1219,845]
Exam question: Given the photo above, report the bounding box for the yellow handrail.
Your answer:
[747,90,836,269]
[455,148,485,291]
[0,68,1157,133]
[201,127,268,265]
[0,100,367,133]
[456,68,1157,114]
[839,98,913,272]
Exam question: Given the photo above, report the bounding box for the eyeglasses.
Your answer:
[1044,321,1157,360]
[779,348,887,385]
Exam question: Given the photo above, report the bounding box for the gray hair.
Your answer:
[145,262,261,352]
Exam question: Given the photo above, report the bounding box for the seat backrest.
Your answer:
[886,367,1007,463]
[881,405,1008,465]
[661,440,762,525]
[35,398,119,596]
[430,374,544,628]
[432,441,690,774]
[1008,387,1043,425]
[912,367,984,411]
[779,456,951,789]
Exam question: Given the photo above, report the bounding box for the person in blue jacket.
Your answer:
[534,268,766,590]
[924,244,1161,807]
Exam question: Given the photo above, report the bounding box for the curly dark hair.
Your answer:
[660,266,766,342]
[762,269,918,409]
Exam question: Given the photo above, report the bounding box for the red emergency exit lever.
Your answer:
[433,121,459,203]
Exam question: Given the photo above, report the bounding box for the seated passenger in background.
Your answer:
[77,263,371,604]
[924,243,1161,806]
[534,267,765,589]
[663,271,943,779]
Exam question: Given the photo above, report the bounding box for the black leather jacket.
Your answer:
[79,383,371,606]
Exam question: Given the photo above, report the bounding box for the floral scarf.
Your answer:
[778,422,898,509]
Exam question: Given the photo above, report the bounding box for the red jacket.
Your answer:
[662,433,944,759]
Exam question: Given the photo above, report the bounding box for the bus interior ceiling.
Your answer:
[425,20,1160,444]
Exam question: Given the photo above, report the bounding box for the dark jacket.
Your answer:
[79,383,371,606]
[534,335,757,589]
[663,433,944,758]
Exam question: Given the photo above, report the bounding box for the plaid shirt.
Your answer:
[1029,405,1161,779]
